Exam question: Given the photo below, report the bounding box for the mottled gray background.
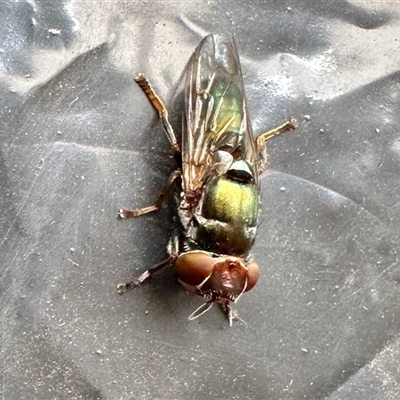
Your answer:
[1,1,400,399]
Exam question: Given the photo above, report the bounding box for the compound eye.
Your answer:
[245,261,259,292]
[175,251,216,288]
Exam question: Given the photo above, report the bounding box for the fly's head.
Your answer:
[175,250,259,323]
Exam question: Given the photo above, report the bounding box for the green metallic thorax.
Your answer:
[196,175,259,256]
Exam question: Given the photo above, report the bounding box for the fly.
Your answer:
[117,34,297,325]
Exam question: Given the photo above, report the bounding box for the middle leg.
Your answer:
[119,169,181,219]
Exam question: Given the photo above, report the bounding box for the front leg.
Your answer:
[116,231,180,294]
[116,255,176,294]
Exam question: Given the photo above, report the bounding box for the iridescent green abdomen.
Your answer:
[209,79,244,138]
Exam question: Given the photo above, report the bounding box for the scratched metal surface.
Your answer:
[1,1,400,399]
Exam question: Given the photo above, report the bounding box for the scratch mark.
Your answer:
[266,170,384,224]
[0,170,41,249]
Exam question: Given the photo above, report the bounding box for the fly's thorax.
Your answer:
[192,160,260,255]
[175,250,259,303]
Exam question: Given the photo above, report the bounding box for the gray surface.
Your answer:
[1,1,400,399]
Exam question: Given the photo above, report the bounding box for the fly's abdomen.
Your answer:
[195,175,259,256]
[209,79,243,140]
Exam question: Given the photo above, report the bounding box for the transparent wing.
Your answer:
[182,35,258,204]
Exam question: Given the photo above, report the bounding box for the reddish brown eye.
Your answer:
[175,251,216,288]
[245,261,259,292]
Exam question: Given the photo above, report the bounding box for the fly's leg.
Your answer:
[135,73,181,160]
[119,74,182,219]
[256,117,298,175]
[116,233,180,294]
[257,117,298,144]
[116,256,176,294]
[119,169,181,218]
[224,303,235,327]
[219,303,247,327]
